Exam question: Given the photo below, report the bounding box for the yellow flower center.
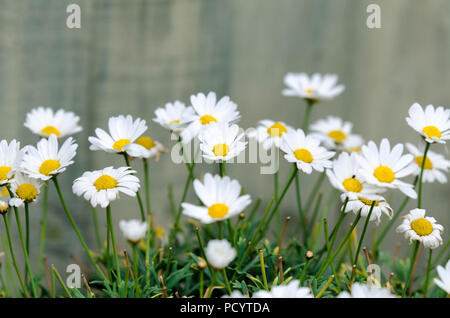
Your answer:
[156,226,164,238]
[358,197,379,206]
[374,166,395,183]
[342,178,363,192]
[415,156,433,170]
[136,136,156,150]
[1,187,9,197]
[0,166,12,181]
[411,218,433,236]
[112,139,131,151]
[94,175,118,191]
[422,126,441,139]
[328,130,347,143]
[306,88,313,94]
[41,126,60,137]
[212,143,230,157]
[16,184,38,202]
[293,148,313,163]
[39,159,61,176]
[267,122,287,137]
[208,203,229,219]
[169,119,180,126]
[200,115,217,125]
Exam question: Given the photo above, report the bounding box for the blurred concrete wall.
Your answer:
[0,0,449,274]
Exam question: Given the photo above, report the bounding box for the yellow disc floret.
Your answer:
[422,126,441,139]
[112,139,131,151]
[374,166,395,183]
[200,115,217,125]
[39,159,61,176]
[328,130,347,143]
[208,203,229,219]
[411,218,433,236]
[212,143,230,157]
[16,184,38,202]
[94,175,118,191]
[267,122,287,137]
[294,148,313,163]
[342,177,363,192]
[415,156,433,170]
[0,166,12,181]
[358,197,379,206]
[136,136,156,150]
[41,126,60,137]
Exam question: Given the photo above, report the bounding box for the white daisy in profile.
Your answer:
[344,194,393,225]
[310,116,354,149]
[181,173,251,224]
[341,134,364,154]
[126,136,167,162]
[180,92,240,143]
[20,134,77,181]
[396,208,444,249]
[338,283,395,298]
[9,172,43,207]
[247,120,294,150]
[24,107,82,138]
[326,152,382,200]
[406,103,450,144]
[205,239,236,269]
[88,115,147,155]
[405,143,450,183]
[434,259,450,294]
[153,101,194,133]
[282,72,345,102]
[119,219,148,244]
[199,123,247,162]
[253,280,313,298]
[0,139,26,186]
[280,129,335,174]
[355,139,417,199]
[72,166,140,208]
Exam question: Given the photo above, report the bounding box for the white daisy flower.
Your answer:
[88,115,147,155]
[355,138,417,199]
[282,72,345,102]
[9,172,43,207]
[405,143,450,183]
[181,173,251,224]
[253,280,313,298]
[126,136,167,161]
[180,92,240,143]
[344,194,393,225]
[24,106,82,138]
[434,259,450,294]
[406,103,450,144]
[310,116,353,149]
[20,134,77,181]
[153,101,194,133]
[119,219,148,244]
[337,283,395,298]
[341,134,365,154]
[280,129,335,174]
[72,166,140,208]
[396,208,444,249]
[0,139,26,186]
[199,123,247,162]
[247,120,294,150]
[205,239,236,269]
[326,152,382,200]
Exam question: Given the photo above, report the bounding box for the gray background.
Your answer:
[0,0,449,288]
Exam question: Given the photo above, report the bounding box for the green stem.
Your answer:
[38,183,48,275]
[299,258,312,284]
[302,100,314,132]
[91,206,102,251]
[323,218,340,292]
[106,205,121,283]
[143,159,151,214]
[402,241,420,297]
[122,153,146,221]
[52,177,108,282]
[195,228,216,297]
[222,268,232,294]
[353,202,376,265]
[25,203,30,255]
[2,213,28,297]
[145,214,152,285]
[417,142,430,209]
[259,250,269,291]
[106,219,111,280]
[423,249,433,298]
[432,239,450,268]
[51,265,72,298]
[295,173,306,237]
[219,161,226,177]
[132,244,141,296]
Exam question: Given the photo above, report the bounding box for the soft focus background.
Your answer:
[1,0,449,274]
